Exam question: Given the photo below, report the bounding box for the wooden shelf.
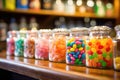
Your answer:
[0,9,116,19]
[0,51,120,80]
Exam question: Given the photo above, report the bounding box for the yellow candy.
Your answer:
[70,48,75,52]
[91,48,96,52]
[79,47,83,51]
[69,38,75,42]
[106,55,110,61]
[73,44,77,49]
[67,50,70,53]
[115,57,120,64]
[115,64,120,69]
[94,58,99,62]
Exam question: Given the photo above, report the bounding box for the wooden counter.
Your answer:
[0,51,120,80]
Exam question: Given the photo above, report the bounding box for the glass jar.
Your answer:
[7,31,17,56]
[86,26,113,69]
[35,29,52,60]
[15,30,26,57]
[114,25,120,71]
[24,30,38,58]
[49,28,69,62]
[66,27,88,66]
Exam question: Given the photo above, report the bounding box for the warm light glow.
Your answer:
[96,0,102,6]
[76,0,82,6]
[68,0,74,5]
[87,0,94,7]
[106,3,113,9]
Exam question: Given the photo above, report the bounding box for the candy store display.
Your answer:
[35,29,52,60]
[86,26,113,69]
[24,30,38,58]
[7,31,17,56]
[49,28,69,62]
[66,27,88,66]
[15,31,26,57]
[114,25,120,71]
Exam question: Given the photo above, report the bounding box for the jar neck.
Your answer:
[90,31,110,38]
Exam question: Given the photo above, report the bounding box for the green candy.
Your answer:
[101,61,107,67]
[86,46,90,50]
[67,42,71,46]
[109,53,113,58]
[75,59,79,64]
[77,44,81,48]
[89,55,94,59]
[93,52,98,58]
[102,52,107,58]
[78,61,82,65]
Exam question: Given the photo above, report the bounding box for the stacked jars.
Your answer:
[7,31,17,56]
[86,26,113,69]
[66,27,88,66]
[15,31,26,57]
[114,25,120,71]
[35,29,52,60]
[49,28,69,62]
[24,30,38,58]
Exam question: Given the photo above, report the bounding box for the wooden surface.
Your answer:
[0,9,116,19]
[0,51,120,80]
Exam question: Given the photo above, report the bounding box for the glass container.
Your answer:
[24,30,38,58]
[35,29,52,60]
[86,26,113,69]
[114,25,120,71]
[66,27,88,66]
[49,28,69,62]
[15,30,26,57]
[7,31,17,56]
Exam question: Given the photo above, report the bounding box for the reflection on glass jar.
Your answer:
[66,27,88,66]
[35,29,52,60]
[86,26,113,69]
[7,31,17,56]
[24,30,38,58]
[49,28,69,62]
[114,25,120,71]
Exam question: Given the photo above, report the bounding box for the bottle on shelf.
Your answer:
[105,2,114,17]
[9,18,18,31]
[94,0,106,16]
[16,0,28,10]
[42,0,53,10]
[65,0,75,14]
[29,0,40,10]
[29,17,38,30]
[76,0,86,13]
[53,0,65,12]
[86,0,94,13]
[19,17,28,30]
[0,20,7,41]
[5,0,16,10]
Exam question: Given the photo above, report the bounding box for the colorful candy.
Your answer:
[114,57,120,70]
[24,38,35,58]
[49,35,66,62]
[6,31,17,56]
[35,38,49,60]
[15,38,24,56]
[66,37,86,66]
[86,38,113,68]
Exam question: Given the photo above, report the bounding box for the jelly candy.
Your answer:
[66,37,86,66]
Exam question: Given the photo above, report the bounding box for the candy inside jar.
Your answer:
[49,28,69,62]
[24,30,38,58]
[86,26,113,69]
[35,29,52,60]
[6,31,17,56]
[15,30,26,57]
[66,27,88,66]
[114,25,120,71]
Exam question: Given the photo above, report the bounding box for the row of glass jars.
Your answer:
[6,26,120,71]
